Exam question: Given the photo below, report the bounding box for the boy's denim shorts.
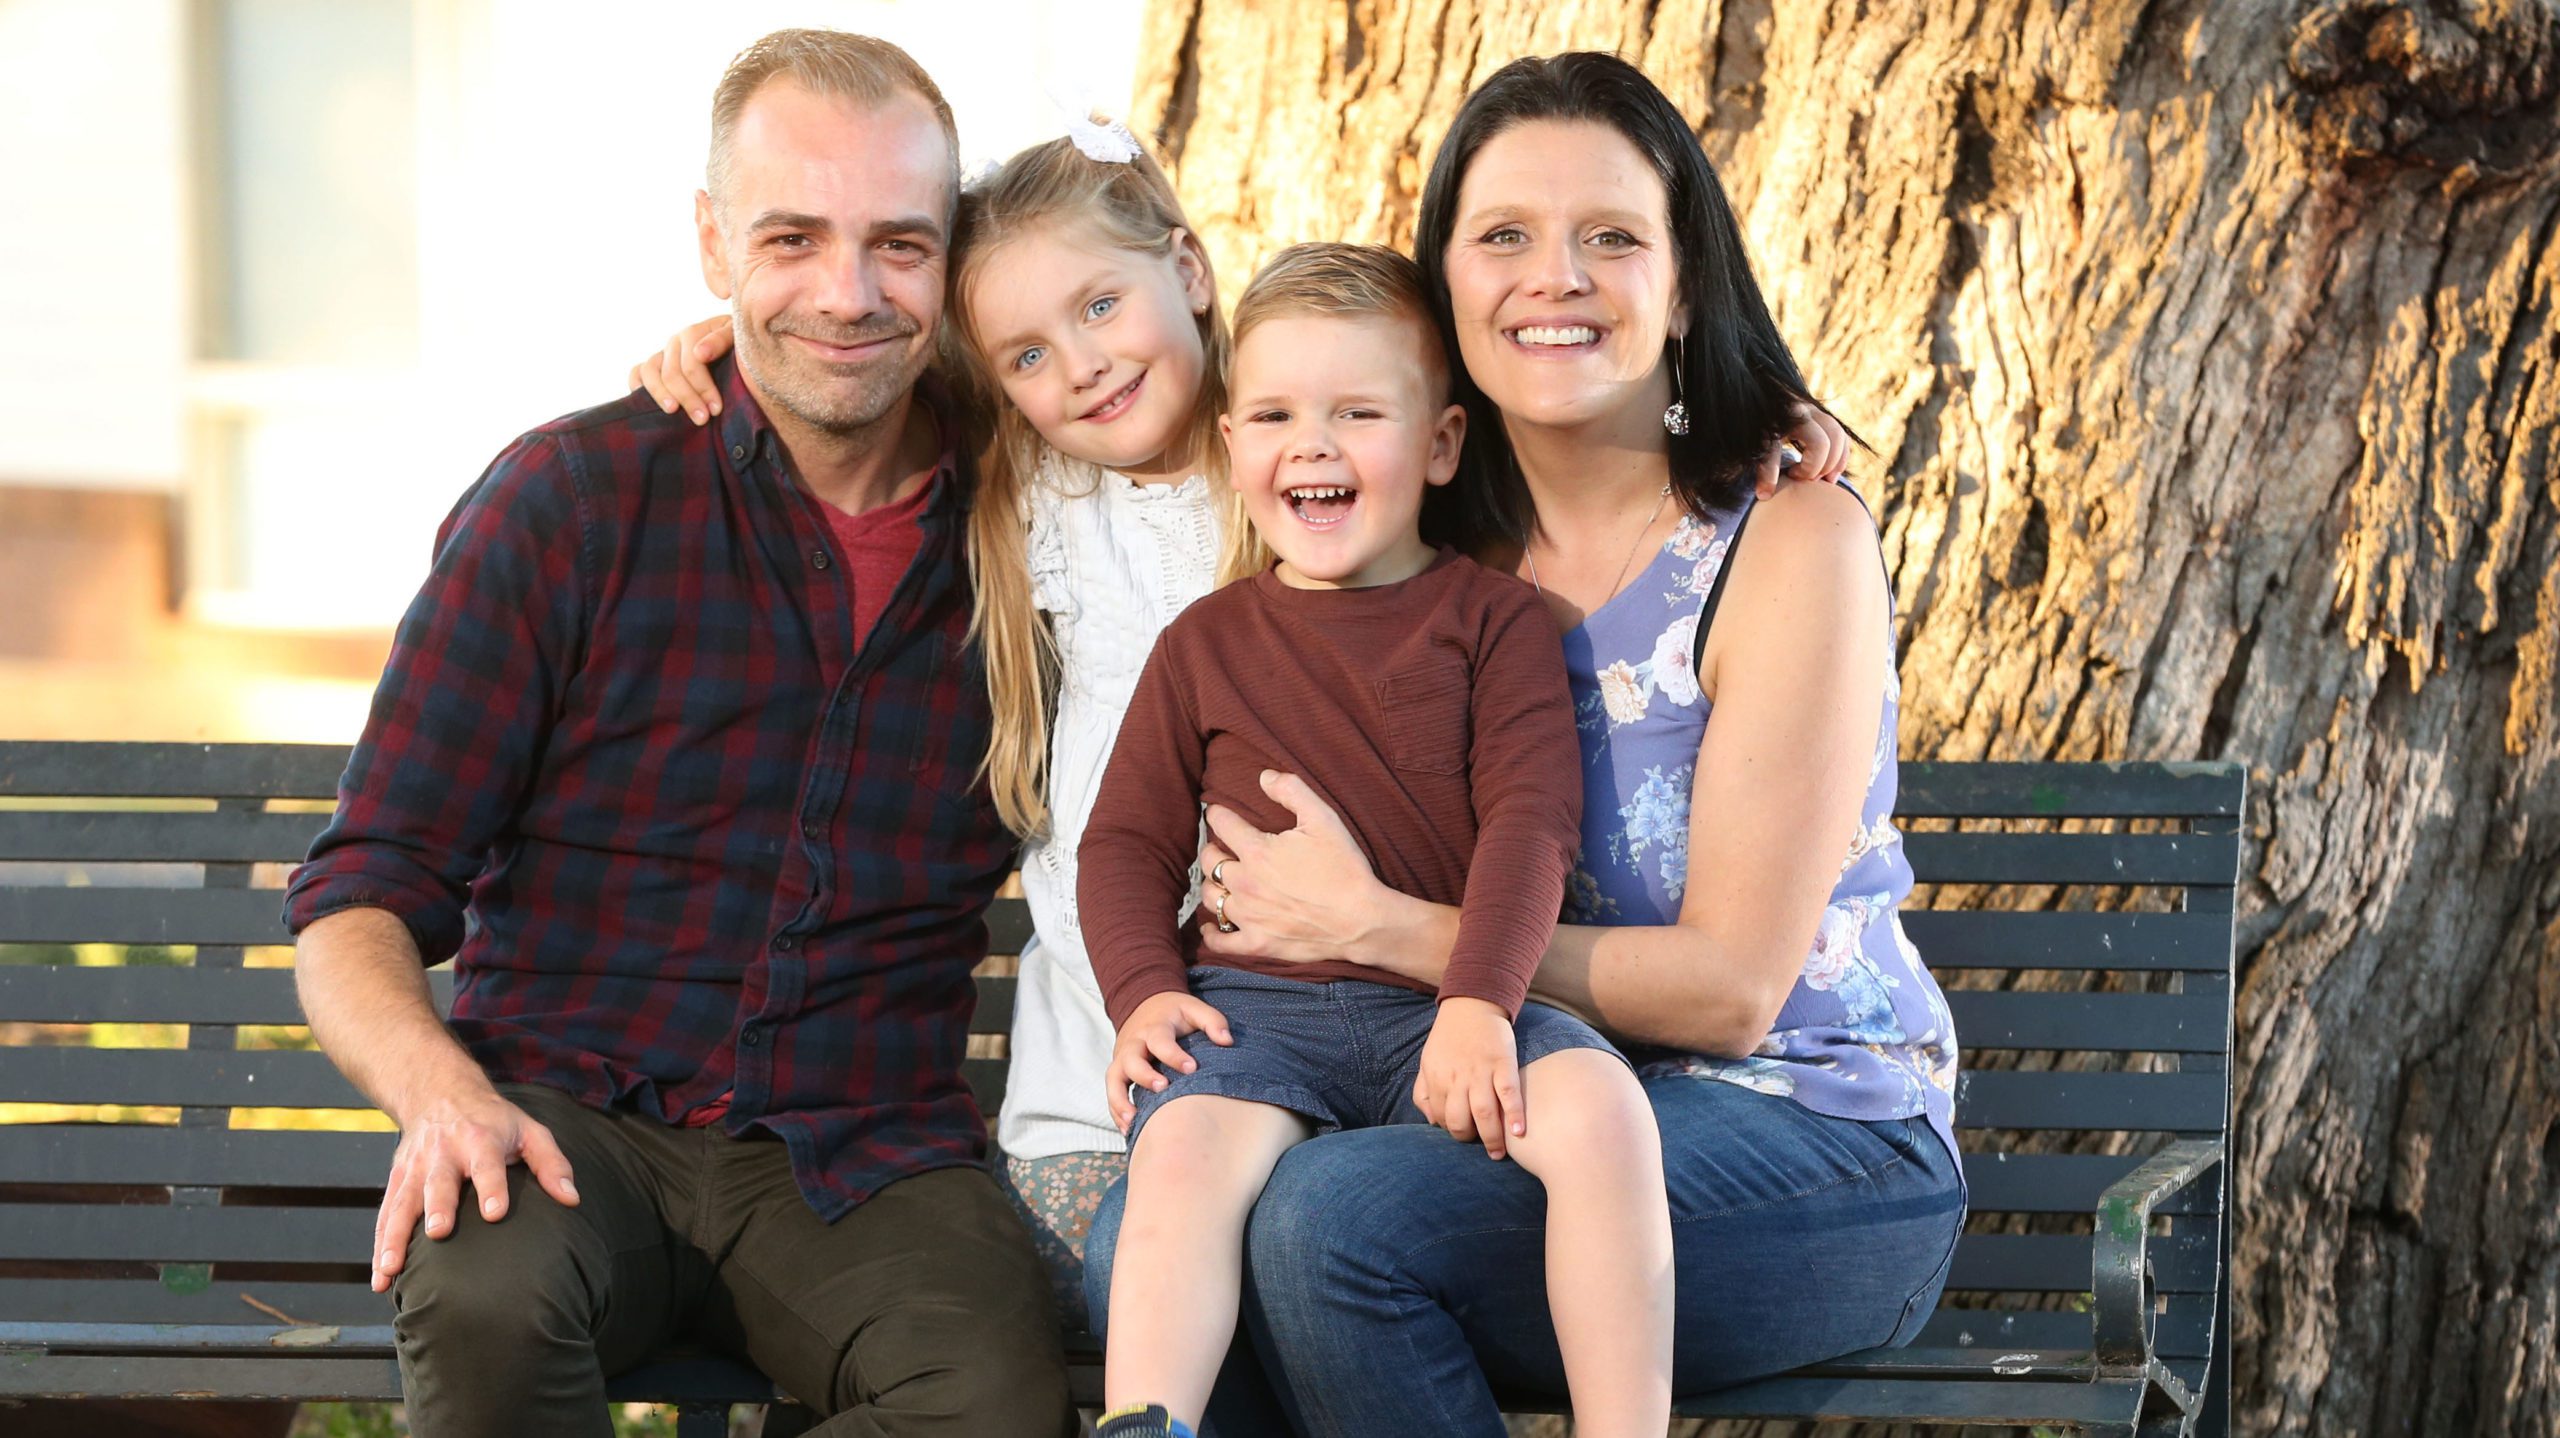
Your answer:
[1123,965,1626,1149]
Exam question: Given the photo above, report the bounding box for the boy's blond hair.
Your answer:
[1230,243,1451,403]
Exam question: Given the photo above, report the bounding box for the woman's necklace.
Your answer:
[1525,483,1674,605]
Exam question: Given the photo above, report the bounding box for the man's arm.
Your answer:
[285,431,593,1291]
[296,908,577,1291]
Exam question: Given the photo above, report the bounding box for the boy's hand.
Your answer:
[1414,997,1523,1159]
[1105,990,1235,1133]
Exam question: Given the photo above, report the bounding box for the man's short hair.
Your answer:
[1231,243,1451,402]
[707,29,960,216]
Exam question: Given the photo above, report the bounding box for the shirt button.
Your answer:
[811,550,832,570]
[729,443,747,462]
[741,1027,763,1048]
[773,934,796,952]
[801,818,822,840]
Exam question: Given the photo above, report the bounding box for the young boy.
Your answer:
[1079,244,1673,1438]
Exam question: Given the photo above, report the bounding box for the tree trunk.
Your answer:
[1128,1,2560,1433]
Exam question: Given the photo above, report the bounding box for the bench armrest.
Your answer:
[2091,1136,2223,1374]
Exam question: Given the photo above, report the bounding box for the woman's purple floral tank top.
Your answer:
[1558,492,1960,1158]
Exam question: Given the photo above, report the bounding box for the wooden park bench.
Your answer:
[0,741,2240,1437]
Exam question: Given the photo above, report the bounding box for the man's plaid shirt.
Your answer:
[285,360,1013,1220]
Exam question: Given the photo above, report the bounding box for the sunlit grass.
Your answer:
[0,1101,181,1124]
[234,1105,396,1132]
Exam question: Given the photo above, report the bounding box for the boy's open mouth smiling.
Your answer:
[1285,484,1357,528]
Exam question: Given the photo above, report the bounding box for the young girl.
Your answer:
[637,122,1255,1328]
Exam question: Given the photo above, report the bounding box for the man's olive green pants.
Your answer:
[390,1084,1073,1437]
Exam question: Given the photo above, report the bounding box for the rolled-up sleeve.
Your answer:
[283,433,590,961]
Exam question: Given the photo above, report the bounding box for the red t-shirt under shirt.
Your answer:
[822,475,939,654]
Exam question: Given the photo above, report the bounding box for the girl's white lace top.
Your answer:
[1000,461,1224,1159]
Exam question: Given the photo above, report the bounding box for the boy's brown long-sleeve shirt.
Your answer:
[1080,550,1583,1030]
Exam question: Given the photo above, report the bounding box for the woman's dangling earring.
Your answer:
[1662,341,1690,437]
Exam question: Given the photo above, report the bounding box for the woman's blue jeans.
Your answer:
[1083,1073,1965,1438]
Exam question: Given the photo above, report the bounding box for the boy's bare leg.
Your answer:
[1105,1094,1315,1428]
[1505,1050,1673,1438]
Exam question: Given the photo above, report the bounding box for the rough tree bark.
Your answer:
[1126,1,2560,1434]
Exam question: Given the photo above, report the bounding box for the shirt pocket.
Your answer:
[1376,647,1472,776]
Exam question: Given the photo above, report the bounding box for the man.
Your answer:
[285,30,1070,1437]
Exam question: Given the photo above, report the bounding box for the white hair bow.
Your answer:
[1047,83,1141,164]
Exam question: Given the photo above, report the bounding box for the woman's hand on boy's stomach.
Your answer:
[1415,997,1524,1160]
[1105,990,1236,1133]
[1195,770,1425,978]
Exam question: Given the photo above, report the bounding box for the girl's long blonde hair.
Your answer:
[951,134,1269,838]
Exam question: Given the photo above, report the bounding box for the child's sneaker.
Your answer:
[1095,1403,1196,1438]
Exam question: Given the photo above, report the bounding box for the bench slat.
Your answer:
[0,889,290,947]
[0,1279,390,1329]
[0,1125,394,1188]
[1953,1069,2226,1132]
[0,744,348,802]
[2,890,1022,962]
[1663,1373,2144,1425]
[0,1048,1010,1117]
[1897,910,2230,971]
[1944,991,2227,1053]
[986,899,1033,957]
[1950,1231,2218,1294]
[0,1352,403,1402]
[1957,1150,2218,1215]
[0,812,328,865]
[1902,832,2240,887]
[1915,1304,2212,1357]
[0,1351,774,1406]
[1896,761,2244,819]
[0,966,1014,1038]
[0,1204,373,1264]
[972,974,1015,1034]
[0,1321,394,1355]
[0,1047,368,1109]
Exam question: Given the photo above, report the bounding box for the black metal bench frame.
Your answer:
[0,742,2242,1436]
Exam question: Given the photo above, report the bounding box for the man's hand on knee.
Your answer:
[373,1087,579,1292]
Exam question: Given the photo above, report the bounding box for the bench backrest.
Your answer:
[0,742,2240,1382]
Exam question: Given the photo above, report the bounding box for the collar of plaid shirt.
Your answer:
[286,358,1016,1220]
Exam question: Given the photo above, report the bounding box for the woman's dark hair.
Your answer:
[1414,51,1827,548]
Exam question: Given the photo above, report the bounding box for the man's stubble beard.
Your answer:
[733,307,931,437]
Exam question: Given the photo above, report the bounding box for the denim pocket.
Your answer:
[1376,649,1471,774]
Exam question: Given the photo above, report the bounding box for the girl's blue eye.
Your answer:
[1087,295,1118,320]
[1014,346,1045,372]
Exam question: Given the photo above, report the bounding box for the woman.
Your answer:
[1080,52,1965,1435]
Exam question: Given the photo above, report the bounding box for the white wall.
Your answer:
[0,0,191,490]
[0,0,1148,626]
